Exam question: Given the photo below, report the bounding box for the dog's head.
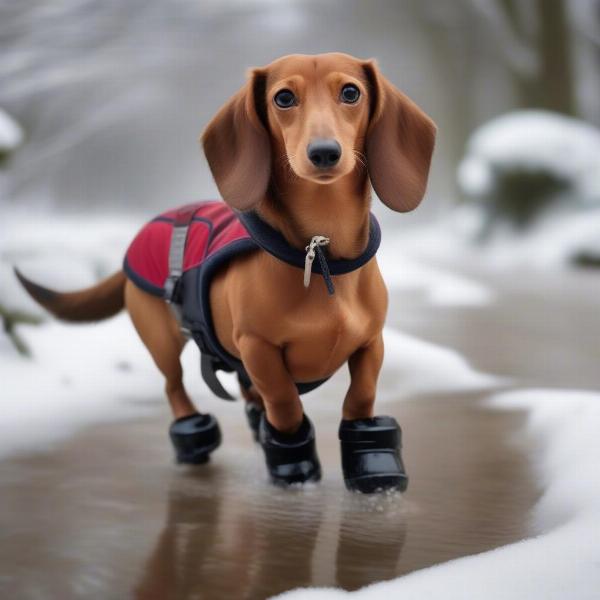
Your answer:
[202,53,436,212]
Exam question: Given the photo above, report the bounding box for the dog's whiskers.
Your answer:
[352,149,367,172]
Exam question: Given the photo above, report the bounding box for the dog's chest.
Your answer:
[281,296,373,380]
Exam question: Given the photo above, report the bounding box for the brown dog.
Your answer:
[17,53,435,491]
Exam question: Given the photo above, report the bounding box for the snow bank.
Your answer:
[377,327,498,401]
[458,110,600,203]
[0,107,23,153]
[0,210,139,314]
[0,210,164,457]
[378,239,493,306]
[0,315,161,457]
[275,389,600,600]
[395,204,600,270]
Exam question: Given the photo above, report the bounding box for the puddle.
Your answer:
[0,393,538,599]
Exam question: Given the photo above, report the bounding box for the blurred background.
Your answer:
[1,0,599,215]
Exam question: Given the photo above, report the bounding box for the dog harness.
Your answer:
[124,201,381,400]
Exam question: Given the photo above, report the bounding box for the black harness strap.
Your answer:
[165,205,236,401]
[200,351,236,401]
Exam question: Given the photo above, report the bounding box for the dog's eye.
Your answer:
[274,89,296,108]
[340,84,360,104]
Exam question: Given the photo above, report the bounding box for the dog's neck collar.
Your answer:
[237,210,381,295]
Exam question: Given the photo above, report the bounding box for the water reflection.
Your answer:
[134,469,412,598]
[135,472,226,599]
[134,469,327,600]
[336,494,407,590]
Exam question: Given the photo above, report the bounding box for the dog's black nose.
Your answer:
[307,139,341,169]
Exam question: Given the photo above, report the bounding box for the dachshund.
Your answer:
[16,53,436,493]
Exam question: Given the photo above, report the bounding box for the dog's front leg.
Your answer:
[238,334,321,485]
[238,334,303,433]
[339,332,409,493]
[343,333,384,420]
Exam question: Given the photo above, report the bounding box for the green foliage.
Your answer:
[572,250,600,269]
[473,167,572,242]
[0,302,43,356]
[488,168,570,228]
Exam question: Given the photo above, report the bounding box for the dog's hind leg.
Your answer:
[125,280,222,464]
[124,280,196,419]
[239,382,264,442]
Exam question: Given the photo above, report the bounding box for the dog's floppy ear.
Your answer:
[202,68,270,211]
[363,61,437,213]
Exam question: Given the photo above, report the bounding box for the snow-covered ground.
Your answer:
[378,240,494,305]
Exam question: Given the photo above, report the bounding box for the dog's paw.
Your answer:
[339,416,408,494]
[259,414,322,485]
[169,413,222,465]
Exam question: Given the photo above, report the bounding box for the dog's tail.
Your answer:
[14,268,127,323]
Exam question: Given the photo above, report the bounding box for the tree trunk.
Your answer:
[515,0,576,115]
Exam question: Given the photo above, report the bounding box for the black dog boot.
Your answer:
[339,416,408,493]
[244,402,264,442]
[258,414,322,486]
[169,413,222,465]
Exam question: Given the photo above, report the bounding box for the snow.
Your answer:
[275,389,600,600]
[0,315,159,457]
[0,210,139,315]
[378,239,494,306]
[458,110,600,203]
[476,206,600,267]
[378,327,498,401]
[0,210,157,457]
[394,204,600,270]
[0,108,23,153]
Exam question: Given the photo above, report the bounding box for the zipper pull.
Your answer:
[304,235,330,288]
